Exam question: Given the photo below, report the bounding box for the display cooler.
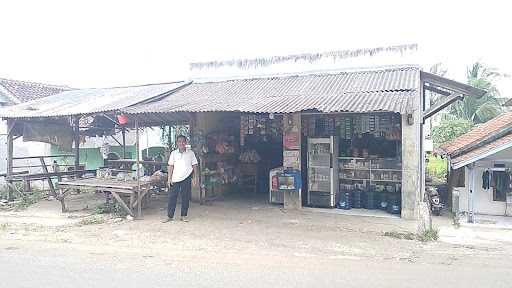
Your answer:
[307,137,338,207]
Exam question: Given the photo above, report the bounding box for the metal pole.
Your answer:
[146,128,149,159]
[419,80,426,219]
[135,118,142,218]
[122,126,127,159]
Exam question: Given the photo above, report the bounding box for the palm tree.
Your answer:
[450,62,505,124]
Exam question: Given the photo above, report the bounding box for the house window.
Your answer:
[452,168,465,187]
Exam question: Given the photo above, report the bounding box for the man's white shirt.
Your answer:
[168,149,198,182]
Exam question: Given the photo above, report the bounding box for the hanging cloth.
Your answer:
[482,170,490,190]
[23,122,73,151]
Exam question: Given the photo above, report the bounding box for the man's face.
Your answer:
[177,137,187,151]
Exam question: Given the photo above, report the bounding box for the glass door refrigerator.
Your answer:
[307,137,337,207]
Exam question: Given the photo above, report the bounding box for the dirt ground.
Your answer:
[2,191,512,265]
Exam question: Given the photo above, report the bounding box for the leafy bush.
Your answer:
[426,154,447,181]
[432,118,474,147]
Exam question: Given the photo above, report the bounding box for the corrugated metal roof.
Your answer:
[0,81,190,118]
[124,67,419,114]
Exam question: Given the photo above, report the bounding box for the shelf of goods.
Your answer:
[337,157,402,214]
[200,153,238,197]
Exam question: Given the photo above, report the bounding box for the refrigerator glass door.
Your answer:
[308,139,332,193]
[308,166,331,192]
[308,142,331,167]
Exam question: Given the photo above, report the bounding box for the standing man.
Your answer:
[163,135,198,222]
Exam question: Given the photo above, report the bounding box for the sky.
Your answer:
[0,0,510,96]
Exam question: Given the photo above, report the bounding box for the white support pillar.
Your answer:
[467,164,475,223]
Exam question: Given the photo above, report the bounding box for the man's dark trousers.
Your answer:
[168,174,192,218]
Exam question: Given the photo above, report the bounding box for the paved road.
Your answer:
[1,240,511,288]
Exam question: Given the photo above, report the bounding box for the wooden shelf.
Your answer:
[339,158,402,183]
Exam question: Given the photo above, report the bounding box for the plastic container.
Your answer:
[336,191,351,210]
[351,190,363,208]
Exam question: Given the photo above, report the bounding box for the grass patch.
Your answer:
[0,183,44,211]
[384,228,439,242]
[93,203,112,215]
[0,223,8,231]
[417,228,439,242]
[0,182,24,199]
[384,231,417,240]
[476,219,497,225]
[426,154,447,183]
[14,191,44,211]
[78,216,105,226]
[93,202,127,217]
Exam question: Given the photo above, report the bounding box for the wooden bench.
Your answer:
[57,178,151,218]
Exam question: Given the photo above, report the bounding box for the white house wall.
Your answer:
[456,155,512,216]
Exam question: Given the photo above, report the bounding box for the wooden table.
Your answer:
[57,178,151,217]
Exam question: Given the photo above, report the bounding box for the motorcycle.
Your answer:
[426,186,443,216]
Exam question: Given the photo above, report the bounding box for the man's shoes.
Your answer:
[180,216,189,222]
[161,217,174,223]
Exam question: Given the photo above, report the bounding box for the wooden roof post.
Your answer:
[6,119,15,200]
[135,117,142,218]
[73,116,80,178]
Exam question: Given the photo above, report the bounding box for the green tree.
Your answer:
[431,62,507,146]
[431,118,474,147]
[450,62,505,124]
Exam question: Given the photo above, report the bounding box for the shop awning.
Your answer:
[123,66,421,115]
[0,81,190,119]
